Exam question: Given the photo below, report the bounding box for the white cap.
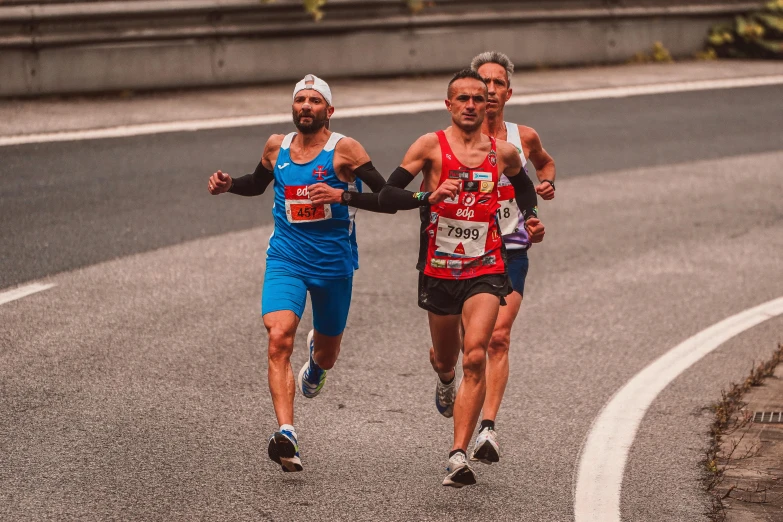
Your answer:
[293,74,332,106]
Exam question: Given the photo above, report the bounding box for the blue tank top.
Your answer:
[267,132,354,279]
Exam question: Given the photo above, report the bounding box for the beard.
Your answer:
[292,110,328,134]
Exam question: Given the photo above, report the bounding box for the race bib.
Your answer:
[284,186,332,223]
[497,198,520,236]
[435,216,488,257]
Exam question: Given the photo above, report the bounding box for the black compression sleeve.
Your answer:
[386,166,416,188]
[507,166,539,220]
[378,167,430,211]
[228,161,274,196]
[352,161,386,193]
[341,190,396,214]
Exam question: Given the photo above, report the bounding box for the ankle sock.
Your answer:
[279,424,296,437]
[449,449,466,459]
[480,419,495,431]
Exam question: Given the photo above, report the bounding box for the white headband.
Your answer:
[292,74,332,105]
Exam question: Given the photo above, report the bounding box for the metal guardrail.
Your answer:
[0,0,764,97]
[0,1,762,48]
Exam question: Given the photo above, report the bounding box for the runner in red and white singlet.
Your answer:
[419,130,505,280]
[378,69,545,488]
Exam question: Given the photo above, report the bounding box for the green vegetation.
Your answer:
[706,0,783,58]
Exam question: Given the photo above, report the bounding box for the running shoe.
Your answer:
[435,376,456,418]
[267,429,302,472]
[442,452,477,488]
[470,426,500,464]
[298,329,326,398]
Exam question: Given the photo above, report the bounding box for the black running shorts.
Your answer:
[417,272,512,316]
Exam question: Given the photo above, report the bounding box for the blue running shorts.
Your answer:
[506,248,529,297]
[261,264,353,336]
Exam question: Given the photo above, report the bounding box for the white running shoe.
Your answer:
[442,452,477,488]
[298,330,326,398]
[435,377,456,418]
[470,427,500,464]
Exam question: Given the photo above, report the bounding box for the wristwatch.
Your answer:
[541,179,555,191]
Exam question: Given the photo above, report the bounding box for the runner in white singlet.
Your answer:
[467,51,557,465]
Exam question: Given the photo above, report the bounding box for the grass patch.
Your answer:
[704,342,783,521]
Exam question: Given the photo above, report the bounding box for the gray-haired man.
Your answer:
[465,51,557,464]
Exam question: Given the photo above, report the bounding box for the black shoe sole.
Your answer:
[445,466,477,488]
[267,432,303,472]
[473,440,499,464]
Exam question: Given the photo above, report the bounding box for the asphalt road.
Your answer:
[1,85,783,521]
[2,86,782,289]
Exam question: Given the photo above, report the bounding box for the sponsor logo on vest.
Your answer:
[480,181,495,193]
[446,154,453,160]
[462,193,476,207]
[430,212,439,223]
[454,243,466,255]
[478,196,492,205]
[482,255,497,266]
[472,172,492,181]
[447,259,462,269]
[463,181,479,192]
[278,162,290,170]
[313,165,327,181]
[455,208,475,219]
[488,149,497,167]
[296,187,309,197]
[430,258,447,268]
[449,170,470,180]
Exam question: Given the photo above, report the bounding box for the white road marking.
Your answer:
[2,75,783,147]
[0,283,56,306]
[574,296,783,522]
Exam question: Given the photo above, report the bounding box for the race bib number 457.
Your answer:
[284,186,332,223]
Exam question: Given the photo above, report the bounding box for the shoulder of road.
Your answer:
[2,60,783,139]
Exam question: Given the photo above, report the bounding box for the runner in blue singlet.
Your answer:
[207,75,391,473]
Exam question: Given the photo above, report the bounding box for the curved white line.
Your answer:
[574,296,783,522]
[2,75,783,147]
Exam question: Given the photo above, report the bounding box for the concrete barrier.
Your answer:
[0,0,762,97]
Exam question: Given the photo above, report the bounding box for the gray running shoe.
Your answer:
[442,452,477,488]
[435,377,456,418]
[470,426,500,464]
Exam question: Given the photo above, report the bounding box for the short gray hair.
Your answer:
[470,51,514,85]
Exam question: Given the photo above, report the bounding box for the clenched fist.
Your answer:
[208,170,232,195]
[524,216,545,243]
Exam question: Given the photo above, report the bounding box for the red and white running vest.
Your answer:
[420,130,505,279]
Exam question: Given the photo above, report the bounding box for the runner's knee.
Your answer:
[267,326,295,362]
[488,328,511,358]
[461,346,487,379]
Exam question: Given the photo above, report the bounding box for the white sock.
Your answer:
[279,424,296,437]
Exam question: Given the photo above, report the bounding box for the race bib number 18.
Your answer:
[285,186,332,223]
[497,198,520,236]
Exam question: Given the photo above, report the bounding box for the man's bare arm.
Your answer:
[379,134,459,210]
[520,125,556,200]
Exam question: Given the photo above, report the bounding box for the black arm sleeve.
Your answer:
[378,167,431,211]
[341,190,396,214]
[507,166,539,220]
[227,161,274,196]
[352,161,386,193]
[336,160,396,213]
